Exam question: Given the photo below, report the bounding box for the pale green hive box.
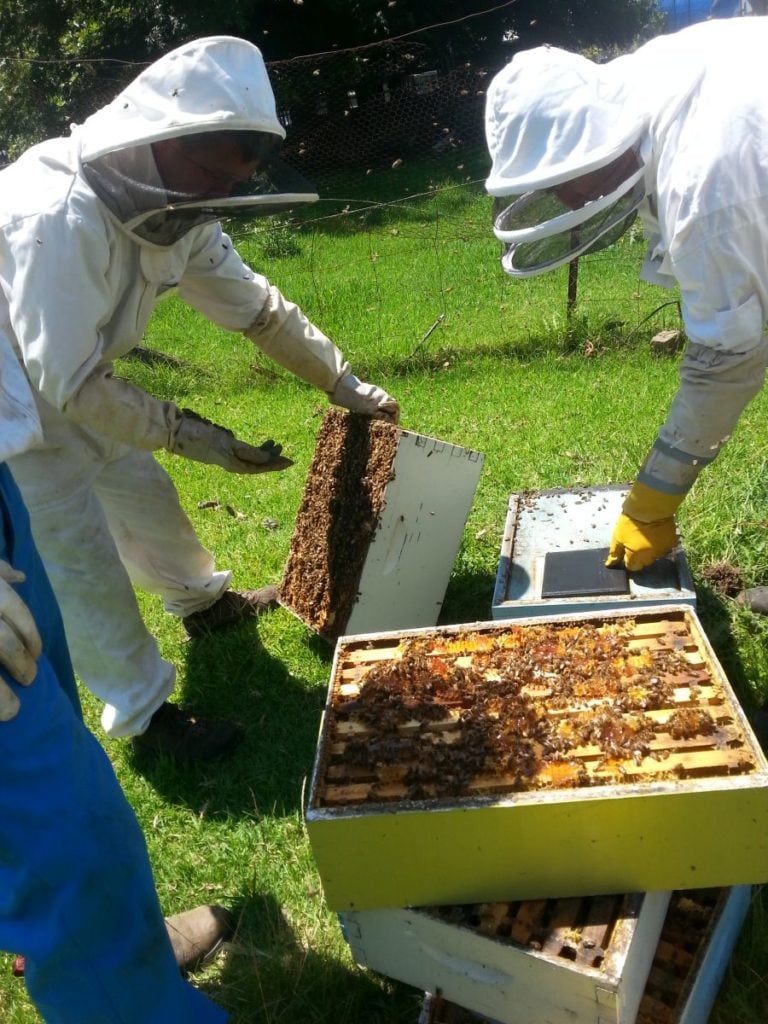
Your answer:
[417,886,752,1024]
[305,607,768,911]
[342,890,672,1024]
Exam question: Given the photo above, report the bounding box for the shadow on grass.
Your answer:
[343,327,654,386]
[438,565,497,627]
[695,583,760,707]
[129,613,326,819]
[305,630,335,665]
[710,885,768,1024]
[196,891,421,1024]
[121,308,655,409]
[120,345,187,369]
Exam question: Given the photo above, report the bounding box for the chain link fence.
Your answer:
[253,38,685,356]
[270,41,492,190]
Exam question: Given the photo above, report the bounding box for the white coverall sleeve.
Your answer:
[177,226,348,392]
[176,226,271,331]
[636,228,768,497]
[639,340,768,495]
[243,285,348,393]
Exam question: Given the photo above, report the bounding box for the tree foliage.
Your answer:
[0,1,187,151]
[235,1,662,63]
[0,1,663,155]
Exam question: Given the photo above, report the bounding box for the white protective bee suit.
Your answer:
[485,18,768,568]
[0,36,397,738]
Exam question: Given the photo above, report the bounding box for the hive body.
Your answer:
[343,891,670,1024]
[417,887,752,1024]
[306,608,768,910]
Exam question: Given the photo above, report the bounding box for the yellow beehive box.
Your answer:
[305,607,768,910]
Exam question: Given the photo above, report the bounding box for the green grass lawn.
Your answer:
[2,176,766,1022]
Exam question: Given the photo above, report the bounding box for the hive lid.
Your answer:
[493,486,695,619]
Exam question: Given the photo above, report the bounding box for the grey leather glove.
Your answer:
[329,373,400,423]
[0,560,42,721]
[169,410,293,474]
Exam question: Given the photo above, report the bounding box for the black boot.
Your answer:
[735,587,768,615]
[182,585,280,638]
[133,702,244,762]
[165,904,234,973]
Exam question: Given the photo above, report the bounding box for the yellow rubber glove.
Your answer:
[606,481,683,572]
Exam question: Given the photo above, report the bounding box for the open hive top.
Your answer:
[422,889,733,1024]
[314,609,760,808]
[423,891,646,974]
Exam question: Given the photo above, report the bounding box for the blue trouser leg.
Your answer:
[2,462,81,715]
[0,466,228,1024]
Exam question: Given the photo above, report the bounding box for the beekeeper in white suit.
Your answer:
[0,36,399,762]
[484,18,768,595]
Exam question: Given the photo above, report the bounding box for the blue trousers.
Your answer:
[0,465,227,1024]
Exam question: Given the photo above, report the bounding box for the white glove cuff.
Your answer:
[329,373,400,420]
[65,363,182,451]
[245,285,348,392]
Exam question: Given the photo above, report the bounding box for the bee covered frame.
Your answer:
[280,409,484,642]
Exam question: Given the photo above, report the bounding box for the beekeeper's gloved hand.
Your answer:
[169,409,293,474]
[0,560,43,721]
[329,373,400,423]
[606,481,683,572]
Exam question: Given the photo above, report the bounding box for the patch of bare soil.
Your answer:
[698,560,744,598]
[280,409,399,641]
[696,561,745,598]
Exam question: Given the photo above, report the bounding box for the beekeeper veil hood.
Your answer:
[73,36,317,246]
[485,45,647,277]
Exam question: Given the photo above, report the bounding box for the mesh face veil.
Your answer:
[484,42,652,278]
[82,132,317,247]
[492,163,645,277]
